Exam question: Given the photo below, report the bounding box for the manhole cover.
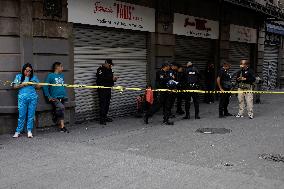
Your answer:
[196,128,231,134]
[259,154,284,163]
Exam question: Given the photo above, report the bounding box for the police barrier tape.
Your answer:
[1,80,283,94]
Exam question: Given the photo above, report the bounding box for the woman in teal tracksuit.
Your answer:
[13,63,40,138]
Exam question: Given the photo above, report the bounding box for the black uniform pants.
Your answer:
[219,92,231,116]
[184,92,199,117]
[160,92,174,121]
[98,88,111,121]
[176,91,184,112]
[205,84,215,103]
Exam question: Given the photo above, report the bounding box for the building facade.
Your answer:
[0,0,283,134]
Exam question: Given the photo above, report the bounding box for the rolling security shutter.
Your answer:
[263,45,279,90]
[73,25,147,123]
[229,42,250,79]
[175,36,213,91]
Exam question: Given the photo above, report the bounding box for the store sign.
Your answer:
[68,0,155,32]
[267,24,284,36]
[230,24,257,44]
[173,13,219,39]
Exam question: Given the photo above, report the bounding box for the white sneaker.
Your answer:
[13,132,20,138]
[27,131,33,138]
[236,114,244,118]
[249,115,254,119]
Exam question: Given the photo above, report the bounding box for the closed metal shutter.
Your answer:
[73,25,147,123]
[229,42,250,79]
[263,45,279,90]
[175,36,214,91]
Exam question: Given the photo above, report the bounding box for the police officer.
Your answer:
[183,62,200,119]
[156,63,175,125]
[168,62,179,117]
[217,61,233,118]
[204,62,215,104]
[96,59,118,125]
[176,65,185,115]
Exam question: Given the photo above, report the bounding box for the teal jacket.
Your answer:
[43,73,67,99]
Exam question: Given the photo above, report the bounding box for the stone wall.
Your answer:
[0,0,74,134]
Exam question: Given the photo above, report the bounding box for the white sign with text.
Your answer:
[230,24,257,44]
[68,0,155,32]
[173,13,219,39]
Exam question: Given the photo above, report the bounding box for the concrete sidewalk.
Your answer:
[0,95,283,189]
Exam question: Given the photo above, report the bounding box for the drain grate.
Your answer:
[259,154,284,163]
[196,128,232,134]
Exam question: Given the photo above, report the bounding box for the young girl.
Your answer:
[13,63,40,138]
[144,85,154,124]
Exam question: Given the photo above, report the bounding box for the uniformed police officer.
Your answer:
[96,59,118,125]
[156,63,175,125]
[183,62,200,119]
[176,65,185,115]
[168,62,179,117]
[217,61,233,118]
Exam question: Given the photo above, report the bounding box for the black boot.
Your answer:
[176,110,185,115]
[183,112,190,119]
[195,110,200,119]
[183,115,190,119]
[163,119,174,125]
[100,118,106,126]
[219,111,225,118]
[144,116,149,124]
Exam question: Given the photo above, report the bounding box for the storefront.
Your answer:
[229,24,257,78]
[263,23,284,90]
[173,13,219,91]
[68,0,155,122]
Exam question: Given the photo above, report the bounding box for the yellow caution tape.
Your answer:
[1,80,284,94]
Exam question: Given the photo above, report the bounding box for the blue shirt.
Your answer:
[43,73,67,99]
[13,74,39,96]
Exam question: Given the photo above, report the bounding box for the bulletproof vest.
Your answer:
[221,69,232,89]
[185,67,199,84]
[156,70,170,88]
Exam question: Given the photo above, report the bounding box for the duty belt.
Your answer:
[187,83,199,88]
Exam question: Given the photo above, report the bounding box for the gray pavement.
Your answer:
[0,94,284,189]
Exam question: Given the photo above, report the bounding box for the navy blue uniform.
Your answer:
[176,71,185,114]
[156,69,174,122]
[184,66,200,119]
[96,66,114,123]
[218,67,232,117]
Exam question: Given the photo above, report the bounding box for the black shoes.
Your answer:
[163,120,174,125]
[195,115,201,119]
[60,127,69,133]
[144,117,149,124]
[176,110,185,115]
[224,113,233,117]
[183,116,190,120]
[105,117,113,122]
[100,120,106,126]
[100,117,112,127]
